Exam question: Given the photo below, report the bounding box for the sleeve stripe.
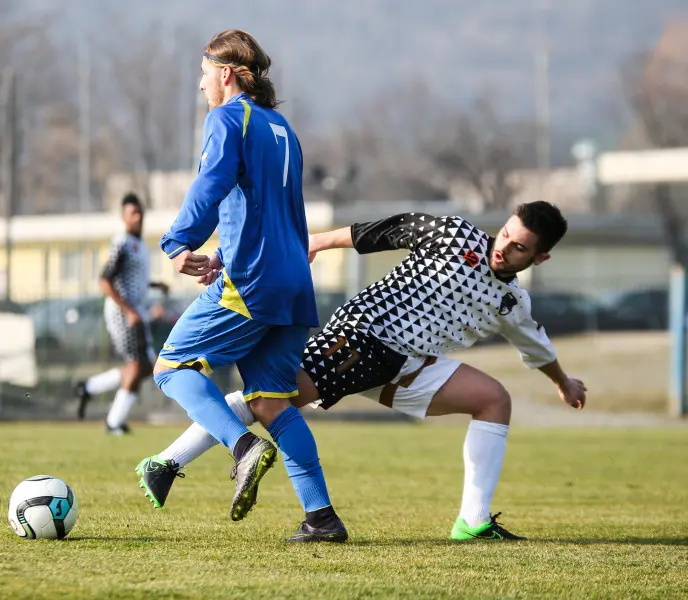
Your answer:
[166,245,189,259]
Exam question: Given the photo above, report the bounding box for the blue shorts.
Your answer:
[158,292,309,401]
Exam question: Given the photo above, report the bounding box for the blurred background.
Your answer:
[1,0,687,421]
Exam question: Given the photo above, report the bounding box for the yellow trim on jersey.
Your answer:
[157,357,213,375]
[243,390,299,402]
[240,100,251,137]
[166,245,188,259]
[218,269,252,319]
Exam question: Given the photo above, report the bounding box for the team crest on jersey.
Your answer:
[499,292,518,315]
[463,249,480,268]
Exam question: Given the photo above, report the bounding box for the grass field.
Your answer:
[1,422,687,599]
[457,332,672,413]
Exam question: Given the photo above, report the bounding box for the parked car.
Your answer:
[528,291,597,336]
[23,297,108,363]
[23,292,196,363]
[596,288,669,331]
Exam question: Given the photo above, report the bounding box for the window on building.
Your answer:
[60,249,82,283]
[91,248,102,280]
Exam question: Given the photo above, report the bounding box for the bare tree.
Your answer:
[621,21,688,263]
[423,94,529,212]
[0,7,88,214]
[94,20,199,207]
[302,82,453,204]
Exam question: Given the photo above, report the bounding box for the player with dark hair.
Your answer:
[140,200,586,542]
[75,193,169,435]
[135,29,346,542]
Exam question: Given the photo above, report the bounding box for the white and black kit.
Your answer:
[302,213,556,419]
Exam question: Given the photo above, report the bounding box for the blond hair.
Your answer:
[205,29,277,108]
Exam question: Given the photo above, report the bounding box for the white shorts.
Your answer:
[301,327,461,420]
[359,354,461,419]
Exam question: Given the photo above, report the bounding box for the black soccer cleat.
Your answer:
[135,455,185,509]
[450,512,527,541]
[229,435,277,522]
[75,381,91,420]
[287,515,349,543]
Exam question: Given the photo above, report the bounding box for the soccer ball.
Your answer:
[7,475,78,539]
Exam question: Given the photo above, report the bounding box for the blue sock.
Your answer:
[266,405,331,513]
[154,369,249,452]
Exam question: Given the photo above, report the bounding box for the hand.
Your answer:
[196,252,223,286]
[557,378,587,410]
[125,308,142,327]
[172,250,211,277]
[197,269,221,286]
[207,252,222,270]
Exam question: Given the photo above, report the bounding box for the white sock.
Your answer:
[224,390,255,426]
[160,422,219,467]
[458,420,509,528]
[85,368,122,395]
[157,391,254,468]
[106,389,137,428]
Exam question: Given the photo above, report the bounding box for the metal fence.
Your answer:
[0,242,673,420]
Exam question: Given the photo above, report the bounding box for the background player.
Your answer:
[75,193,168,435]
[140,201,587,541]
[136,29,346,542]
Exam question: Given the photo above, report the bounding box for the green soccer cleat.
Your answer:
[135,455,185,509]
[450,512,527,541]
[229,437,277,522]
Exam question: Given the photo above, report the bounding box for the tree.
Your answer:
[621,21,688,263]
[423,95,530,212]
[0,7,87,214]
[91,19,200,207]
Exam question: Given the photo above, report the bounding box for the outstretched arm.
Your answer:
[501,294,587,410]
[537,359,587,410]
[308,227,354,263]
[309,213,446,263]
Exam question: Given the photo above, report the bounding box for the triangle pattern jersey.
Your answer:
[326,213,556,368]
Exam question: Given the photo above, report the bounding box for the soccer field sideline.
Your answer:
[1,423,687,599]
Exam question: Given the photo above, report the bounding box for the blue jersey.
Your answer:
[161,93,318,328]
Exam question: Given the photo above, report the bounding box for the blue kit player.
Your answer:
[136,30,347,542]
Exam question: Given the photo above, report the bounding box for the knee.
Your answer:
[250,396,291,426]
[153,361,170,378]
[486,381,511,417]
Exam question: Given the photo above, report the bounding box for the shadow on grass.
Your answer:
[64,536,164,543]
[345,537,688,547]
[538,537,688,546]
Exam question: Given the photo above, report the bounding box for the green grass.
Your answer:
[1,423,687,599]
[457,332,673,413]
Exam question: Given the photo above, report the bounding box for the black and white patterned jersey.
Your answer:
[324,213,556,369]
[101,233,151,315]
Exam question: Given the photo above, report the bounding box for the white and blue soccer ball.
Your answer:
[7,475,78,539]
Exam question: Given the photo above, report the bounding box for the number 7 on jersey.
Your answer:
[269,123,290,187]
